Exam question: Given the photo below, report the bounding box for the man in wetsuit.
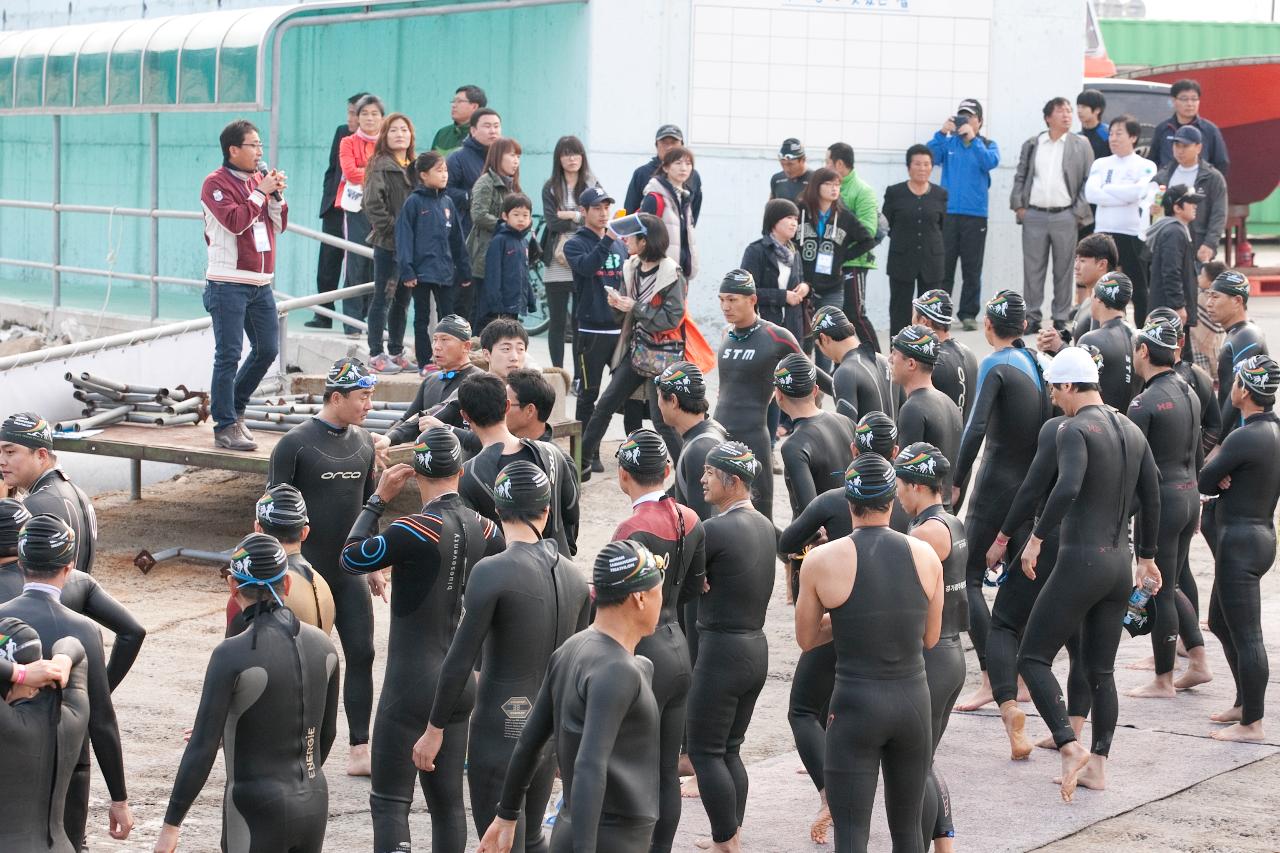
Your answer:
[1197,354,1280,743]
[716,269,809,520]
[1125,319,1204,700]
[688,441,776,853]
[341,427,505,853]
[227,484,335,637]
[895,442,967,853]
[610,428,706,853]
[951,291,1052,714]
[268,357,382,775]
[774,353,857,527]
[156,533,340,853]
[1075,271,1140,411]
[384,315,479,445]
[656,362,728,524]
[912,289,978,421]
[478,540,664,853]
[1204,269,1268,438]
[455,373,579,556]
[1017,347,1161,801]
[0,514,134,846]
[0,413,96,575]
[0,617,89,853]
[795,453,943,853]
[890,325,962,503]
[415,460,589,853]
[809,306,895,424]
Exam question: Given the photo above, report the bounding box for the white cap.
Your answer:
[1044,346,1100,384]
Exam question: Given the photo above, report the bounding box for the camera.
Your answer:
[952,115,969,128]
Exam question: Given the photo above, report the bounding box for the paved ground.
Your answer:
[69,288,1280,852]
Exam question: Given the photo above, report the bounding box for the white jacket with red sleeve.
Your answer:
[200,165,288,286]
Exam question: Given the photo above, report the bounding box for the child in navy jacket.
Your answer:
[477,192,536,328]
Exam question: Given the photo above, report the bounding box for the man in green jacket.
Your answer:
[431,85,487,155]
[827,142,882,352]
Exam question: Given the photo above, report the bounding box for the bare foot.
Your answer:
[1177,637,1188,658]
[1058,745,1091,803]
[1211,722,1265,742]
[810,802,833,845]
[1036,733,1059,750]
[678,754,694,777]
[1210,706,1243,723]
[1174,665,1213,690]
[347,743,371,777]
[1017,676,1031,704]
[1125,654,1157,671]
[681,774,701,799]
[955,675,995,712]
[1053,755,1106,791]
[1126,679,1176,699]
[1001,701,1033,760]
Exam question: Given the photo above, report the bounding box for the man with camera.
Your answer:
[928,99,1000,330]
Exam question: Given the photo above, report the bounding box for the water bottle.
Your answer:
[1123,577,1159,629]
[983,560,1009,588]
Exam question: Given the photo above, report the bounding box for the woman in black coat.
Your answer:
[740,198,810,341]
[883,144,948,336]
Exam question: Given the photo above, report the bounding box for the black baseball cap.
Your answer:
[578,186,615,208]
[1165,184,1205,207]
[779,138,805,159]
[957,99,983,119]
[1172,125,1203,145]
[655,124,684,143]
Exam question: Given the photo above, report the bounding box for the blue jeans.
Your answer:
[204,281,279,431]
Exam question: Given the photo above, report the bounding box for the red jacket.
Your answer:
[200,165,288,286]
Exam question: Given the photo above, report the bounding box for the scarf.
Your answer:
[767,234,794,266]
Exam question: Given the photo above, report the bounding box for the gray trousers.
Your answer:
[1021,207,1077,326]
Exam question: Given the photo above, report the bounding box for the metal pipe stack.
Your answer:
[240,398,409,436]
[55,372,211,432]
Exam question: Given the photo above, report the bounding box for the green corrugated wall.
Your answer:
[0,3,589,313]
[1100,17,1280,234]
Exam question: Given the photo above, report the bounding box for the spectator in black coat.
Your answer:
[445,107,501,234]
[1146,183,1204,328]
[1150,79,1230,176]
[883,144,948,336]
[305,93,364,329]
[740,198,808,341]
[623,124,703,224]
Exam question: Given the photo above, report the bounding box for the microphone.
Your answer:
[256,163,283,201]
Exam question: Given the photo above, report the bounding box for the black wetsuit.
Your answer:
[952,343,1050,678]
[1018,404,1160,755]
[933,337,979,423]
[429,539,590,852]
[896,387,962,502]
[23,468,96,575]
[0,636,87,853]
[781,412,856,597]
[1198,410,1280,725]
[340,494,506,853]
[831,345,896,424]
[1216,319,1268,439]
[496,629,660,853]
[826,526,932,853]
[227,553,333,639]
[1126,370,1201,676]
[912,506,967,846]
[613,497,706,853]
[674,418,728,523]
[1171,358,1220,648]
[1079,316,1140,411]
[0,566,145,690]
[459,438,579,557]
[0,587,127,850]
[164,603,340,853]
[688,501,775,844]
[268,416,376,745]
[716,319,804,519]
[384,363,482,445]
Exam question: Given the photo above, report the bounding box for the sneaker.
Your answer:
[961,318,977,331]
[579,463,593,483]
[214,424,257,452]
[369,354,401,375]
[304,316,332,329]
[235,417,254,443]
[391,353,413,372]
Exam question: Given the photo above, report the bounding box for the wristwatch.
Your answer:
[365,495,388,515]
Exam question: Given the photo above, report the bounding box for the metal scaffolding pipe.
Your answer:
[134,546,231,574]
[55,405,131,432]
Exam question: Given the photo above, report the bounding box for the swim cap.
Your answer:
[1145,306,1183,336]
[0,412,53,450]
[705,441,760,485]
[616,429,669,479]
[912,289,954,327]
[255,483,308,531]
[592,540,665,600]
[719,269,756,296]
[1212,269,1250,299]
[413,426,463,478]
[228,533,289,604]
[434,314,473,342]
[843,453,897,505]
[1044,346,1100,385]
[807,305,855,341]
[773,353,817,398]
[894,442,951,487]
[0,617,43,666]
[493,460,552,512]
[1137,319,1180,352]
[326,357,377,391]
[892,324,941,365]
[1079,342,1105,370]
[854,411,898,457]
[17,514,77,575]
[1094,271,1133,310]
[655,361,706,401]
[985,290,1026,332]
[0,499,32,558]
[1235,354,1280,400]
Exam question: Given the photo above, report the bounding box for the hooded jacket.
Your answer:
[362,155,414,251]
[1154,158,1228,254]
[564,226,626,335]
[1145,215,1197,323]
[394,185,470,285]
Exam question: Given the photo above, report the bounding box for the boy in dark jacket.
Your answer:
[477,193,535,328]
[1146,183,1204,329]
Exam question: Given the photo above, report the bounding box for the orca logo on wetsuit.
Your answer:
[320,471,362,480]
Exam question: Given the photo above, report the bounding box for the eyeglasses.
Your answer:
[1175,96,1200,103]
[236,141,264,149]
